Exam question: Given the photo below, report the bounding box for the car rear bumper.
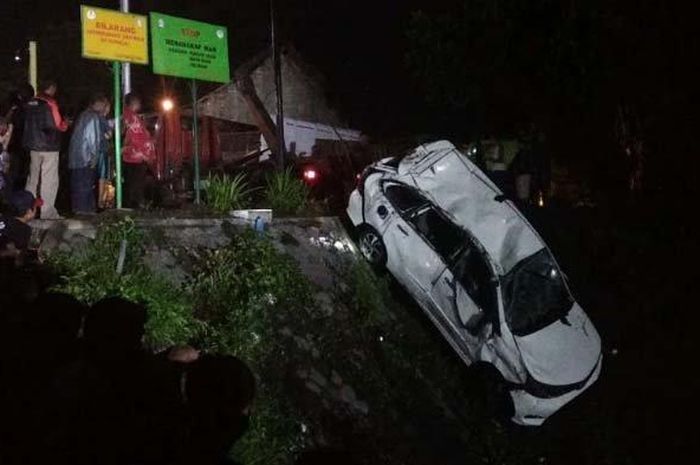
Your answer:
[510,355,602,426]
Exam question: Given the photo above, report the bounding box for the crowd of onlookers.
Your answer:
[0,79,155,221]
[0,292,256,465]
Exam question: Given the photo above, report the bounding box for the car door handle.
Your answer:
[396,224,410,236]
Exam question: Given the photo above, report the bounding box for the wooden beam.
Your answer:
[236,75,279,155]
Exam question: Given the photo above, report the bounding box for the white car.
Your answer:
[347,141,601,426]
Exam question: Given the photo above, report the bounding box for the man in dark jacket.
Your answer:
[68,95,106,214]
[0,190,40,257]
[23,80,69,219]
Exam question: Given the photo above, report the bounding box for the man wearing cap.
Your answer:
[0,190,41,257]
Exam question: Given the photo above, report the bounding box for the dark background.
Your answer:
[2,0,698,200]
[1,2,699,463]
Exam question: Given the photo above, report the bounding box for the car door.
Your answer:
[398,202,499,359]
[447,244,500,358]
[430,267,486,360]
[380,183,446,302]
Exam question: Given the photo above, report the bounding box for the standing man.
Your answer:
[122,93,154,208]
[23,80,70,219]
[68,95,106,215]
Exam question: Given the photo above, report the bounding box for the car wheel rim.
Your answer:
[360,232,383,264]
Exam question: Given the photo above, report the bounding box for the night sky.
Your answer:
[1,0,421,132]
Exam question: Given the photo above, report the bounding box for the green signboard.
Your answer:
[150,12,230,83]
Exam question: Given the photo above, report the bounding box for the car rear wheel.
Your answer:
[358,226,387,268]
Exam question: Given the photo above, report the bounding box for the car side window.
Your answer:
[408,207,465,263]
[453,245,498,320]
[384,184,429,214]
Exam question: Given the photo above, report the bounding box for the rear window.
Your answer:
[382,157,401,168]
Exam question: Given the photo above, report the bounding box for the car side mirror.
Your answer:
[377,205,389,219]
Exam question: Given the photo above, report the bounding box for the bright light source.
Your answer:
[161,98,174,112]
[303,168,318,182]
[14,54,21,62]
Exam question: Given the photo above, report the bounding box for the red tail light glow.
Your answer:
[303,167,318,183]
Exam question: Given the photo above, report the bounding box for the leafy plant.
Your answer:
[188,230,314,464]
[48,217,201,349]
[264,168,309,215]
[205,173,256,214]
[347,260,391,327]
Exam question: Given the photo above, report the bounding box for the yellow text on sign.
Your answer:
[81,5,149,64]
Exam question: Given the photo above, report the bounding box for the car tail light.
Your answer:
[302,167,319,184]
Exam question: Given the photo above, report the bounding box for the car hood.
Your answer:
[514,302,601,386]
[399,141,542,274]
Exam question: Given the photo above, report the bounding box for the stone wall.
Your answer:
[32,216,358,292]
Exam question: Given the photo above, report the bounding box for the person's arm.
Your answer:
[0,124,12,147]
[45,99,69,132]
[87,116,101,167]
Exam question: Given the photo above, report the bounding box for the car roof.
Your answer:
[397,141,544,274]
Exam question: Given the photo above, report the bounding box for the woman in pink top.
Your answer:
[122,93,154,208]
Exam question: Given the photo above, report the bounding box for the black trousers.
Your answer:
[124,162,147,208]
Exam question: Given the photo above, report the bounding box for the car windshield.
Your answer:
[501,248,574,337]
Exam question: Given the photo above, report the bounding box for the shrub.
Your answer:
[347,260,391,327]
[188,230,314,464]
[206,173,255,214]
[264,168,309,215]
[48,217,200,349]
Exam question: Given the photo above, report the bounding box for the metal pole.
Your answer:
[114,61,123,208]
[28,41,37,92]
[191,79,201,204]
[120,0,131,96]
[270,0,285,169]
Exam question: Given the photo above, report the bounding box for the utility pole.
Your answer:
[28,41,37,92]
[270,0,285,170]
[120,0,131,96]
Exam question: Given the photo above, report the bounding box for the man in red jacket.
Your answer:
[23,80,70,219]
[122,93,154,208]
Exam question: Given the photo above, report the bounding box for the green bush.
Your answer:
[49,222,313,465]
[347,260,391,327]
[205,173,256,214]
[187,230,314,465]
[264,168,309,215]
[48,217,201,349]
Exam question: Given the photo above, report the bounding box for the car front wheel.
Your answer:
[358,226,387,268]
